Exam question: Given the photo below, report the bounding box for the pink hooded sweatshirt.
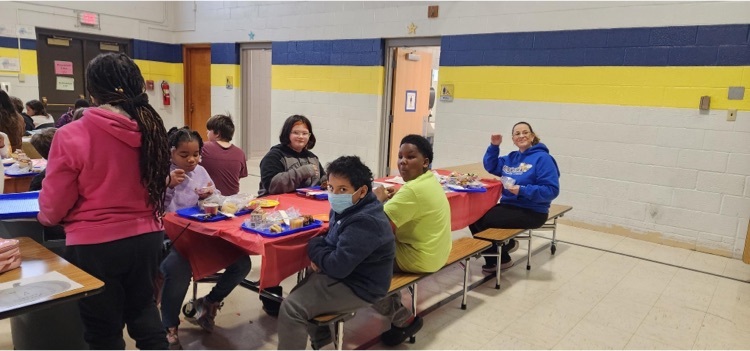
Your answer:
[37,106,163,245]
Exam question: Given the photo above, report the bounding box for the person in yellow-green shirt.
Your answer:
[371,134,452,346]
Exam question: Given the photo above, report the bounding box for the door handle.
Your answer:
[190,104,194,113]
[42,97,47,106]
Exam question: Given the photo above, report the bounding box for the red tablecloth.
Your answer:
[163,193,330,289]
[163,170,502,289]
[375,170,503,231]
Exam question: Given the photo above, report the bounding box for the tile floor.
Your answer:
[2,170,749,350]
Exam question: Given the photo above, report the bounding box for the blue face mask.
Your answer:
[328,192,354,214]
[328,188,363,214]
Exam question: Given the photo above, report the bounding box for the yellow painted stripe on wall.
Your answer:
[0,48,37,76]
[210,64,241,88]
[272,65,384,95]
[439,66,750,110]
[134,59,184,84]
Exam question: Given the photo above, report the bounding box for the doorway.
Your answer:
[379,38,441,176]
[239,44,272,164]
[183,45,211,138]
[35,28,131,120]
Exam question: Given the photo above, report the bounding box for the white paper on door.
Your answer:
[56,76,75,91]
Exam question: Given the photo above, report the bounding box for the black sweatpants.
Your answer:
[469,204,548,266]
[65,231,168,350]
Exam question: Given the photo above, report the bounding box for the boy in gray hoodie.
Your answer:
[277,156,395,350]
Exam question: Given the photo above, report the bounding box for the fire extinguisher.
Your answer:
[161,81,171,106]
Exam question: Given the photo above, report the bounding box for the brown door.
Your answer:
[743,219,750,264]
[35,34,86,120]
[36,29,132,120]
[387,48,433,175]
[184,45,212,137]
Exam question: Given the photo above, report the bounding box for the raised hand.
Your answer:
[490,134,502,146]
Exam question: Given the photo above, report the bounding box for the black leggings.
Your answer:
[469,204,548,265]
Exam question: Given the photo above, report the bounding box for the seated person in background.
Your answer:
[259,114,325,197]
[371,134,452,346]
[28,127,65,241]
[56,99,91,128]
[469,121,560,272]
[257,115,326,316]
[25,99,55,129]
[0,90,25,150]
[277,156,395,350]
[0,131,9,158]
[29,127,57,191]
[160,127,251,350]
[9,96,33,132]
[200,114,247,196]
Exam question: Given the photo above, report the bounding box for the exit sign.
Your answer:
[79,12,99,27]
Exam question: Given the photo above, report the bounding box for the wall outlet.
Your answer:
[727,109,737,121]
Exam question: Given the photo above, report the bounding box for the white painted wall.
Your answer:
[432,100,750,258]
[175,1,750,43]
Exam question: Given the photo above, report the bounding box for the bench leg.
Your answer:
[333,320,344,350]
[461,257,470,310]
[550,218,558,255]
[408,284,418,343]
[526,230,532,270]
[495,241,502,289]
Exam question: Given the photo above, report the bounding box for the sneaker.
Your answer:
[166,327,182,350]
[506,239,520,254]
[195,297,223,333]
[500,259,515,270]
[381,316,424,346]
[481,264,497,273]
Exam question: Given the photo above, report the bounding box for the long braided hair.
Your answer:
[86,53,170,217]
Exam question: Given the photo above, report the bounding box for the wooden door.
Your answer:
[242,48,272,158]
[387,48,433,175]
[184,46,212,137]
[35,34,86,120]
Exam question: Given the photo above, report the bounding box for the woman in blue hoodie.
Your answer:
[470,121,560,272]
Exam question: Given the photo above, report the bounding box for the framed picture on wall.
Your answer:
[405,90,417,112]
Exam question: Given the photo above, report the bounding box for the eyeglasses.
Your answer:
[292,131,310,137]
[513,131,532,137]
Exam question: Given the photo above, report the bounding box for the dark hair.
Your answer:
[279,114,316,150]
[26,99,46,116]
[0,90,23,151]
[206,114,235,141]
[74,99,90,109]
[86,52,170,217]
[400,134,433,165]
[512,121,540,145]
[326,156,374,193]
[168,126,204,152]
[71,108,86,121]
[9,96,23,114]
[30,127,57,160]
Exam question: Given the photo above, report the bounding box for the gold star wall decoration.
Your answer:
[408,22,417,35]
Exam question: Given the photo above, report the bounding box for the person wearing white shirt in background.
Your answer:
[25,100,55,129]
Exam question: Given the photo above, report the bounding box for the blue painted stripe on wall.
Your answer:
[443,24,750,66]
[133,39,182,63]
[272,39,383,66]
[0,36,36,50]
[211,43,239,64]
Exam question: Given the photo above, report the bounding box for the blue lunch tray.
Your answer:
[0,191,40,220]
[241,220,323,238]
[175,206,253,222]
[296,186,328,200]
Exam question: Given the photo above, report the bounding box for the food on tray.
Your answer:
[203,202,219,215]
[269,224,283,233]
[248,199,279,208]
[221,201,239,215]
[289,217,304,229]
[1,158,15,166]
[301,215,315,226]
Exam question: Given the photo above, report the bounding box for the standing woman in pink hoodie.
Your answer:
[37,53,170,349]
